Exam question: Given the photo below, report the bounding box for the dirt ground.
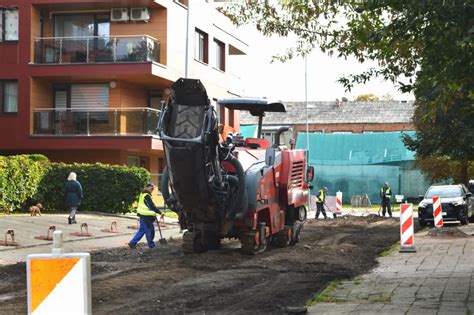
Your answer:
[0,216,401,314]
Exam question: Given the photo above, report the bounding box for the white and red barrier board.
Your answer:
[336,191,343,214]
[27,253,91,314]
[400,203,415,250]
[433,196,443,227]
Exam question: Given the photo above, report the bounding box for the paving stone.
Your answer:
[437,306,468,315]
[309,237,474,315]
[406,306,439,314]
[381,304,411,314]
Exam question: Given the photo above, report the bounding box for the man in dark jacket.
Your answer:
[64,172,83,224]
[380,182,392,218]
[128,183,162,249]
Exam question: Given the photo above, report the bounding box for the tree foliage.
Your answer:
[223,0,474,182]
[355,93,379,102]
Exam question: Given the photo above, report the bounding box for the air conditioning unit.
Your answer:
[111,8,129,22]
[130,7,150,22]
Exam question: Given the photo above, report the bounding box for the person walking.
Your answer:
[128,183,162,249]
[64,172,83,224]
[380,182,392,218]
[315,187,328,219]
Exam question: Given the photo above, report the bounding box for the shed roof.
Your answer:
[239,101,415,125]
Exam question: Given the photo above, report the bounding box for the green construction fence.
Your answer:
[296,131,431,204]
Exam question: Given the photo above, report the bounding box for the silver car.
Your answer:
[417,184,473,226]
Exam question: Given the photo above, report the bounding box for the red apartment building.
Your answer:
[0,0,247,182]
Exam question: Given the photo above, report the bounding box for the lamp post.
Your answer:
[184,2,190,78]
[305,55,312,213]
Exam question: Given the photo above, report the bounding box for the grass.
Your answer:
[163,210,178,219]
[306,281,340,307]
[353,278,362,285]
[380,242,400,257]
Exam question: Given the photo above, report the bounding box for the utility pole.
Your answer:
[184,2,190,78]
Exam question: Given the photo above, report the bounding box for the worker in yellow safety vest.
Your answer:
[380,182,392,218]
[128,183,162,249]
[315,187,329,219]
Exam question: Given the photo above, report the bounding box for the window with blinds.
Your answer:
[54,84,109,122]
[70,84,109,109]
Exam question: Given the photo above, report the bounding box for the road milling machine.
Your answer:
[158,78,314,254]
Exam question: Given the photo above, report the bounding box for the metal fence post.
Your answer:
[59,38,63,64]
[114,110,118,135]
[86,112,90,136]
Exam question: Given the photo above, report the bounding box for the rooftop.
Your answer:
[239,101,415,125]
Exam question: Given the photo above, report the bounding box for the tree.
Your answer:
[355,93,379,102]
[222,1,474,183]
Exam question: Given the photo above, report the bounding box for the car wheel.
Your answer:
[460,209,469,225]
[418,219,427,227]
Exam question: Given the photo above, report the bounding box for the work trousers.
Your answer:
[315,202,327,219]
[382,198,392,217]
[69,207,78,222]
[130,216,156,248]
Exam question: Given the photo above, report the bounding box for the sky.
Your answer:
[239,28,415,102]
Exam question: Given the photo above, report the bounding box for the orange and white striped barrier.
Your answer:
[399,203,416,253]
[335,191,343,215]
[27,231,91,314]
[433,196,443,227]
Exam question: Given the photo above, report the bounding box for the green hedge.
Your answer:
[0,155,48,212]
[36,163,149,213]
[0,155,150,213]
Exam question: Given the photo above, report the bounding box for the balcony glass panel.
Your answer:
[34,36,160,64]
[33,107,160,136]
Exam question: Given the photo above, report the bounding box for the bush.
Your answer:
[0,155,149,213]
[0,155,49,212]
[35,162,149,213]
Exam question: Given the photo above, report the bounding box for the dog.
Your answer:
[29,203,43,216]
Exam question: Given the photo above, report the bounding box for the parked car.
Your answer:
[418,184,473,226]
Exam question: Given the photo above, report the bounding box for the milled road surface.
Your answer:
[0,216,400,314]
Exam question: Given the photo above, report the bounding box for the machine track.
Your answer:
[240,231,268,255]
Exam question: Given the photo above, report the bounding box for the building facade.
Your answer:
[0,0,248,183]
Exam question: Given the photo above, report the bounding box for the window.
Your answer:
[0,81,18,113]
[1,8,19,42]
[194,28,208,64]
[214,39,225,71]
[148,91,162,110]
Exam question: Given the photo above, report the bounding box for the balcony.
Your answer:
[34,36,160,64]
[33,107,160,136]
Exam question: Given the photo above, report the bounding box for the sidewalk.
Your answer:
[308,226,474,314]
[0,213,181,265]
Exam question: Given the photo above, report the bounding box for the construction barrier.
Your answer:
[71,223,92,237]
[34,226,56,241]
[335,191,343,215]
[0,229,18,246]
[399,203,416,253]
[100,221,119,233]
[433,196,443,227]
[27,231,91,314]
[127,218,140,230]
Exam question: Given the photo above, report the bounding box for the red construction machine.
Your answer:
[158,78,313,254]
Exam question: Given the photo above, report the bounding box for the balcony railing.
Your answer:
[33,107,160,136]
[34,35,160,64]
